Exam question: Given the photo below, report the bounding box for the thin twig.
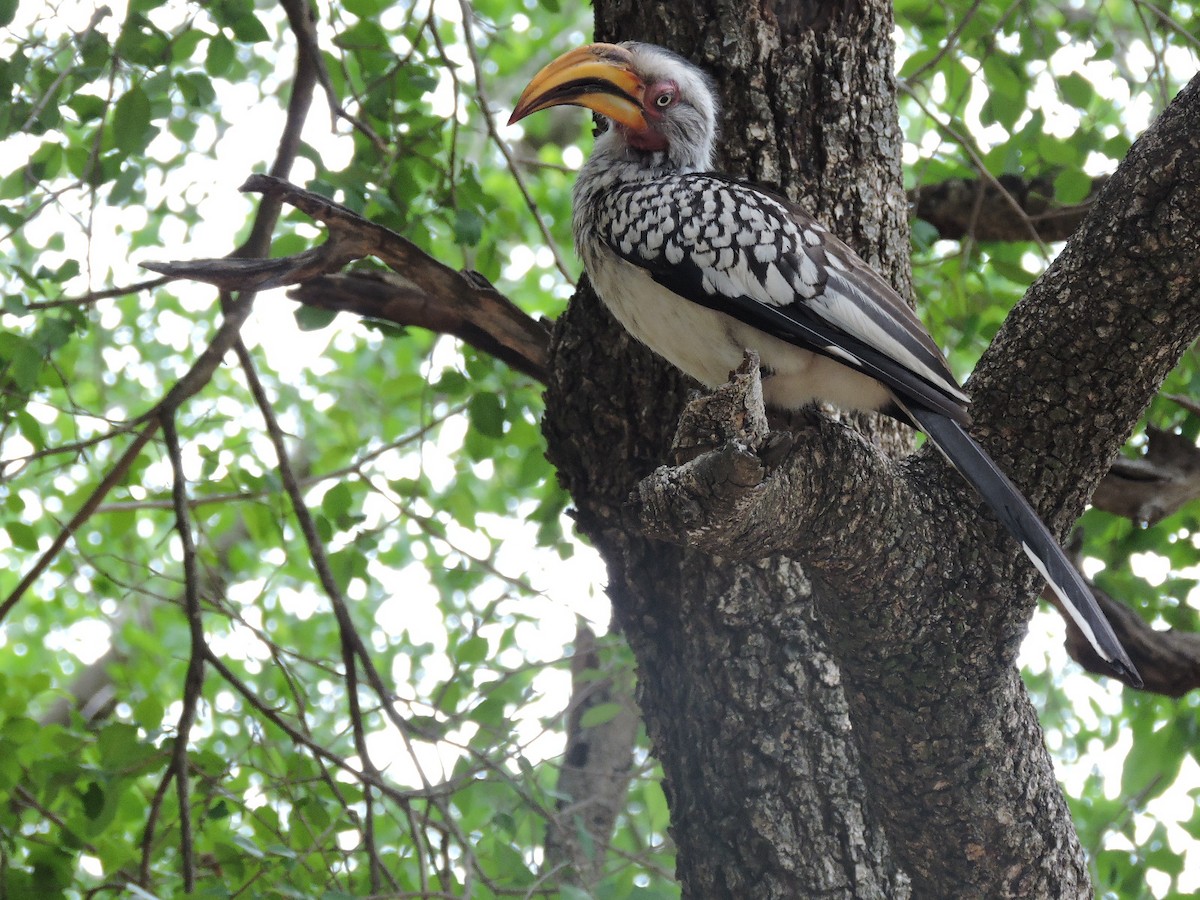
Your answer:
[900,82,1051,256]
[202,649,449,803]
[19,8,111,133]
[900,0,987,83]
[26,276,173,309]
[93,404,465,513]
[0,421,159,624]
[138,762,178,887]
[454,1,574,281]
[163,414,204,892]
[1130,0,1200,51]
[342,629,384,893]
[0,0,324,624]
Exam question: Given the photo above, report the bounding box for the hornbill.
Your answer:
[509,41,1140,686]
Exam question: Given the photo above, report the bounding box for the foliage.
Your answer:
[0,0,1197,897]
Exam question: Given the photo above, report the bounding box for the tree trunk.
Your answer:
[541,0,1200,896]
[543,2,912,896]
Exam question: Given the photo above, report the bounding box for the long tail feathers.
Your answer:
[906,406,1142,687]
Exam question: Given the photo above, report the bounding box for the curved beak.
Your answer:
[508,43,647,131]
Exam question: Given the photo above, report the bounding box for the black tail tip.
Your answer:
[1110,659,1144,689]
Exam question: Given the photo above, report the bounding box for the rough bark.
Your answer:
[542,4,1200,900]
[546,290,905,897]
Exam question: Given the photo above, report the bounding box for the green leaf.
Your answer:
[321,481,353,521]
[579,702,624,728]
[1053,168,1092,204]
[231,833,266,858]
[29,140,64,180]
[468,392,504,438]
[336,19,389,52]
[294,305,338,331]
[229,15,270,43]
[0,0,17,28]
[1037,133,1079,166]
[897,47,939,80]
[68,93,106,123]
[985,56,1023,99]
[271,232,309,258]
[0,330,42,391]
[206,34,235,77]
[0,740,20,790]
[1058,72,1094,109]
[16,410,44,450]
[453,207,484,246]
[5,521,39,551]
[176,72,217,107]
[343,0,390,14]
[111,84,153,155]
[81,781,105,819]
[171,28,206,62]
[1104,133,1132,161]
[1121,722,1184,800]
[133,696,165,732]
[458,635,489,664]
[2,715,38,742]
[97,722,159,772]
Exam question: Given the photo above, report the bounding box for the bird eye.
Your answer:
[655,92,674,108]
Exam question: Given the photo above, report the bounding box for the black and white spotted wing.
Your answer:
[595,172,971,424]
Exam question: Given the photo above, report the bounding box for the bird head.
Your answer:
[509,42,718,172]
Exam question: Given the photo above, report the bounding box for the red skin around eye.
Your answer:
[623,79,677,151]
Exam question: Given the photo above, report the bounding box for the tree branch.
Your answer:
[632,353,915,570]
[900,83,1051,254]
[233,337,394,892]
[144,176,551,383]
[162,414,204,893]
[911,174,1108,242]
[26,275,173,309]
[543,625,639,886]
[1091,422,1200,526]
[289,271,550,383]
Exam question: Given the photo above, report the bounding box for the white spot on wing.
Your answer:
[799,253,820,286]
[763,264,792,301]
[823,344,861,365]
